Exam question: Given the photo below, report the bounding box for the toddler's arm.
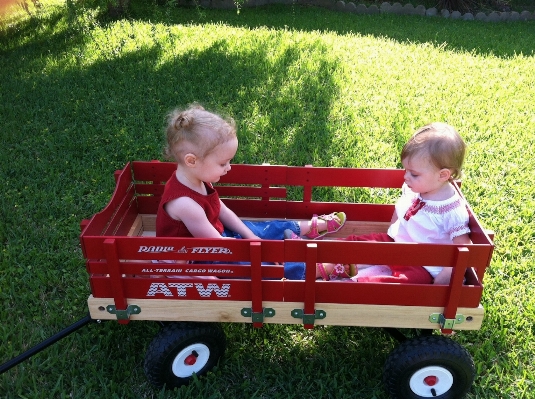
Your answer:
[164,196,225,238]
[218,201,260,239]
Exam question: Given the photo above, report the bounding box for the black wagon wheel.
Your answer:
[144,322,226,389]
[383,335,475,399]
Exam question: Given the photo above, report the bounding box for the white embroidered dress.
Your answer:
[387,183,470,278]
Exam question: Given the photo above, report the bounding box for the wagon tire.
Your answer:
[383,335,475,399]
[143,322,226,389]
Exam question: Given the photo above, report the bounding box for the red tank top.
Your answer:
[156,171,224,237]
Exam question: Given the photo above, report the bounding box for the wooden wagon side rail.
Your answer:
[87,296,484,331]
[83,236,489,332]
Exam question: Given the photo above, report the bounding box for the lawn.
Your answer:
[1,0,534,398]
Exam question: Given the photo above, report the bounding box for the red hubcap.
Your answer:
[424,376,438,386]
[184,354,197,366]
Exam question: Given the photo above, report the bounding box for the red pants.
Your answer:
[345,233,433,284]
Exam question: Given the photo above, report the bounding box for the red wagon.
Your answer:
[79,161,494,398]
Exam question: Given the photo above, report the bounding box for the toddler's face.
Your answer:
[402,155,445,198]
[195,138,238,183]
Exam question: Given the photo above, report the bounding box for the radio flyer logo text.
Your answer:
[138,246,232,254]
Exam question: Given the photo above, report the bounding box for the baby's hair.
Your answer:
[164,104,237,163]
[401,122,466,180]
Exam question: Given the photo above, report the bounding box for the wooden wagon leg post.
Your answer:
[250,241,265,328]
[104,238,131,325]
[440,247,470,334]
[303,243,319,329]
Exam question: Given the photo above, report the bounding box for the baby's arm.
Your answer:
[218,201,260,239]
[390,211,398,225]
[433,233,472,284]
[452,233,471,245]
[164,197,225,238]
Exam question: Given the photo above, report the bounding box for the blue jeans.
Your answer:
[222,220,300,240]
[222,220,306,280]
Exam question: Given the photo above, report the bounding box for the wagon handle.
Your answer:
[0,314,93,375]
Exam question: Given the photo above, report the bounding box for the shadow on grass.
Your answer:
[1,7,342,171]
[219,323,396,397]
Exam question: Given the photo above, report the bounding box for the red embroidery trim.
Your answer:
[404,198,426,221]
[424,198,463,215]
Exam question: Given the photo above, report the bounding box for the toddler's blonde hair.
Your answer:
[401,122,466,180]
[164,104,237,163]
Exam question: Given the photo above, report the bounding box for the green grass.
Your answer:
[1,1,535,398]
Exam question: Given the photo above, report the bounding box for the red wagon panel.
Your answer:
[81,161,493,332]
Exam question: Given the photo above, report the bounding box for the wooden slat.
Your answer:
[113,200,141,237]
[216,186,287,199]
[140,214,156,233]
[283,279,483,308]
[218,164,288,185]
[85,260,284,279]
[83,236,287,264]
[282,202,394,222]
[285,167,405,188]
[80,164,133,237]
[283,239,493,269]
[130,215,392,239]
[136,196,161,215]
[132,161,175,182]
[127,215,144,237]
[100,184,137,236]
[87,296,484,330]
[135,183,165,196]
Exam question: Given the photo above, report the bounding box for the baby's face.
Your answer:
[402,155,445,198]
[195,138,238,183]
